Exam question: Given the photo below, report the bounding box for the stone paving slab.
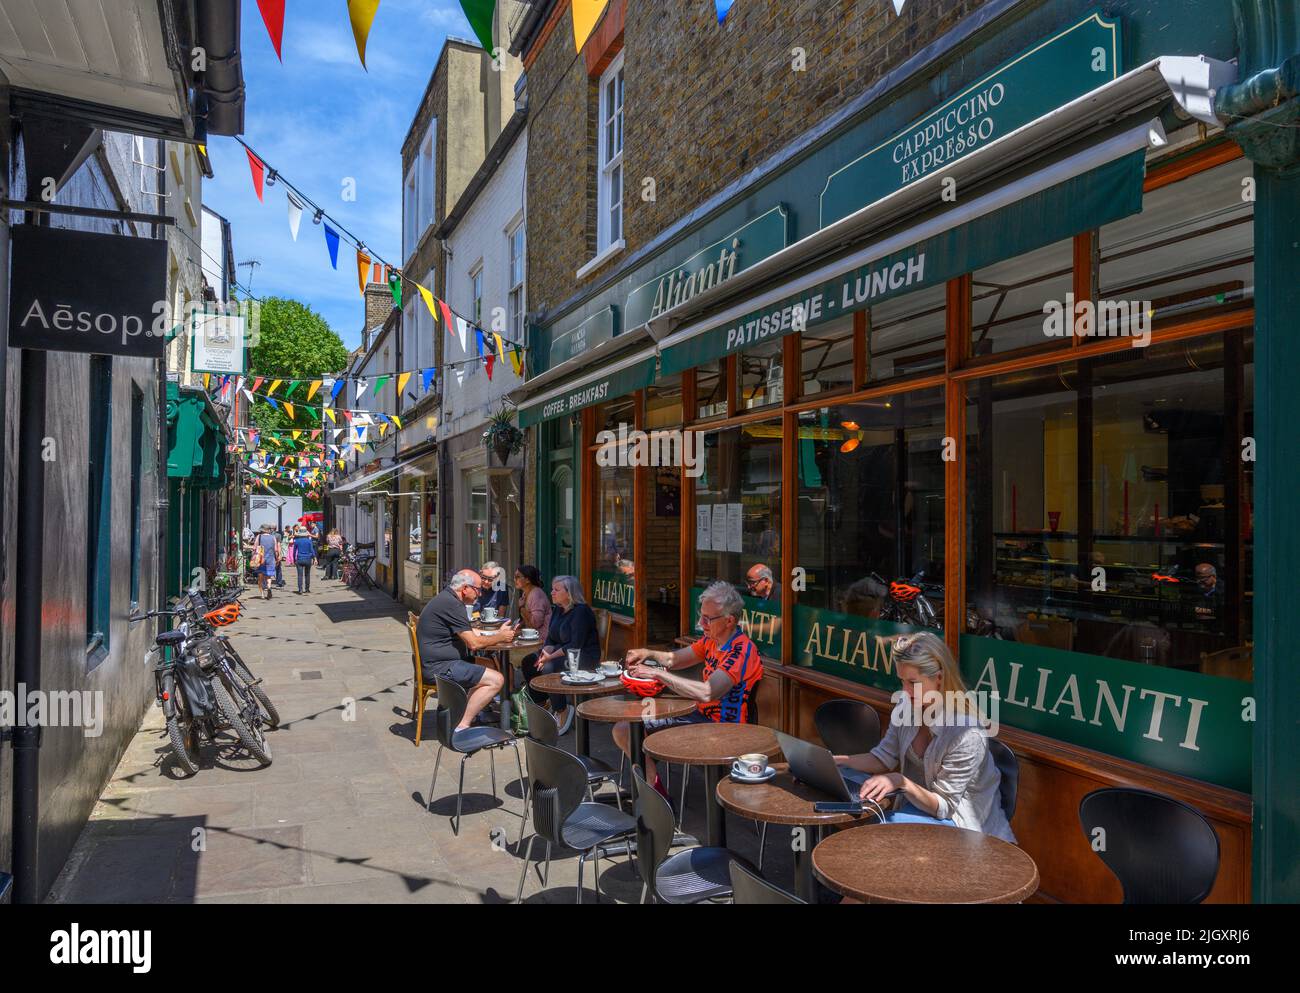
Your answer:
[46,575,797,904]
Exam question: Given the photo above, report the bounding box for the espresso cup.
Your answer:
[599,661,620,676]
[732,753,768,778]
[482,607,498,621]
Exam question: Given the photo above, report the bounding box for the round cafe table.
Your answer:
[529,671,624,755]
[716,763,879,902]
[643,723,779,848]
[811,822,1040,903]
[575,695,695,772]
[474,632,543,733]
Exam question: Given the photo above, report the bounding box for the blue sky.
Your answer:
[204,0,476,351]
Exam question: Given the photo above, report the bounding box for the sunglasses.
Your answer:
[700,613,724,625]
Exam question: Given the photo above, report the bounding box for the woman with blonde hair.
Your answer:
[835,631,1015,841]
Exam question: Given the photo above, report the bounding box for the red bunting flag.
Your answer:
[439,299,455,333]
[255,0,285,60]
[485,354,495,380]
[246,148,266,201]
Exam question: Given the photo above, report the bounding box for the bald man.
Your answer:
[417,568,518,730]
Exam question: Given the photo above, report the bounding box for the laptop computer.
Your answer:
[775,730,869,802]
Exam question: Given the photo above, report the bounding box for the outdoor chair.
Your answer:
[814,699,882,755]
[426,676,525,836]
[406,612,437,746]
[515,738,637,904]
[729,860,805,905]
[524,699,621,821]
[631,765,751,904]
[1078,787,1220,903]
[987,737,1020,820]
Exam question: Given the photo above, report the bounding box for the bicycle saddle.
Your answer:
[155,630,186,647]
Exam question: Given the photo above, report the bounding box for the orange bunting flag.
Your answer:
[252,376,264,392]
[284,402,295,420]
[397,372,411,397]
[356,250,371,295]
[307,380,322,401]
[347,0,381,70]
[572,0,610,52]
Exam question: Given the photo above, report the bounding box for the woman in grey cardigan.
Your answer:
[835,632,1016,842]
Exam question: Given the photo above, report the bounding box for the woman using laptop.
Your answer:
[835,632,1015,842]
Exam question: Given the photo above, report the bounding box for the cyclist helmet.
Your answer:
[889,581,921,602]
[204,603,241,627]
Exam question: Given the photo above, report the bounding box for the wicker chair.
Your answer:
[407,612,437,746]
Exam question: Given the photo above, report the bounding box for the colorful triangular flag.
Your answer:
[307,380,322,401]
[287,194,303,241]
[396,372,411,398]
[245,148,265,201]
[356,250,371,295]
[458,0,496,53]
[347,0,381,70]
[422,367,435,393]
[255,0,286,60]
[572,0,609,52]
[418,284,437,321]
[715,0,735,23]
[324,223,340,269]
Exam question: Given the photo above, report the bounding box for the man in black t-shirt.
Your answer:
[417,568,518,730]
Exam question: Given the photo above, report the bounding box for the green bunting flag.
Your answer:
[459,0,497,53]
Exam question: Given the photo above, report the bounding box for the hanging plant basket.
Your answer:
[483,406,524,466]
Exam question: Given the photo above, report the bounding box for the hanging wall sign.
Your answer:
[191,310,248,374]
[819,10,1122,228]
[8,226,167,359]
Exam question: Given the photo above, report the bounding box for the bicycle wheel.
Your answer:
[211,672,273,765]
[219,641,279,728]
[164,675,200,776]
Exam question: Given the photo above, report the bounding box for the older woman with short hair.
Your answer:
[521,575,600,734]
[836,631,1014,841]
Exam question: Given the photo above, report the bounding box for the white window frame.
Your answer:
[508,218,525,342]
[402,162,418,262]
[468,263,484,378]
[596,52,625,255]
[419,121,437,232]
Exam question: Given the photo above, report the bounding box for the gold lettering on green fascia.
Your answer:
[741,606,780,645]
[971,657,1211,752]
[802,621,896,671]
[594,576,635,609]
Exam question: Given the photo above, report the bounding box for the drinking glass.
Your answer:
[566,649,580,675]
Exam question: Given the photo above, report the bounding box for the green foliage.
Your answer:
[247,297,349,434]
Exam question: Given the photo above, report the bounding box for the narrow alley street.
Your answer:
[44,580,777,904]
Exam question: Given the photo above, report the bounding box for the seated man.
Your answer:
[417,569,519,731]
[745,563,775,602]
[476,561,511,614]
[613,580,763,797]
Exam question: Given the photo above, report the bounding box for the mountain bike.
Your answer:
[872,570,942,630]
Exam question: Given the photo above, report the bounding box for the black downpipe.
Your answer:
[194,0,245,137]
[158,360,169,612]
[12,346,46,903]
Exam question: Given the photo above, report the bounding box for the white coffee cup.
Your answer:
[598,661,621,676]
[482,606,498,622]
[521,628,538,640]
[732,753,768,778]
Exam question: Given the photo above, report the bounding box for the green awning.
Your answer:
[518,351,658,429]
[166,382,229,488]
[660,143,1149,377]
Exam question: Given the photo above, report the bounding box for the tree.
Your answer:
[246,296,349,436]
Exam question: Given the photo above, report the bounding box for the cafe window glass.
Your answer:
[965,331,1254,680]
[1099,156,1253,327]
[866,283,946,382]
[646,374,683,430]
[594,393,636,434]
[738,338,784,411]
[693,420,782,652]
[796,388,946,624]
[695,358,727,419]
[466,470,488,566]
[593,457,635,617]
[971,238,1074,358]
[801,315,854,396]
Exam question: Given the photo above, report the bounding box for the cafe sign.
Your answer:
[820,9,1122,228]
[517,354,657,428]
[8,226,167,359]
[548,306,617,367]
[593,569,636,617]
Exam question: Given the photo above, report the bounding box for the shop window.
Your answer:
[594,393,636,434]
[87,355,113,664]
[801,315,854,396]
[1100,156,1253,328]
[796,388,946,623]
[692,421,782,654]
[971,238,1075,358]
[695,359,727,419]
[646,374,683,430]
[594,460,635,617]
[466,471,489,566]
[867,282,946,381]
[965,331,1254,679]
[738,338,784,410]
[542,417,577,581]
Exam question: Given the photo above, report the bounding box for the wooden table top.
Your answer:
[576,695,696,724]
[474,636,544,659]
[529,672,625,697]
[811,823,1040,904]
[715,764,879,827]
[643,723,780,766]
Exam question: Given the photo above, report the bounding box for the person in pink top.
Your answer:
[514,564,552,644]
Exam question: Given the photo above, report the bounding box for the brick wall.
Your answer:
[523,0,981,320]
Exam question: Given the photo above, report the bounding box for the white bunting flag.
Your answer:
[287,194,303,241]
[454,317,469,354]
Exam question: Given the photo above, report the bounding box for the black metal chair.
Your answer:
[516,737,637,904]
[426,675,525,837]
[987,737,1020,820]
[631,765,749,904]
[525,699,621,814]
[814,699,882,755]
[729,860,805,905]
[1078,787,1220,904]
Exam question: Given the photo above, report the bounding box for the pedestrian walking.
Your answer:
[320,528,344,580]
[274,529,287,587]
[292,526,317,594]
[254,523,281,600]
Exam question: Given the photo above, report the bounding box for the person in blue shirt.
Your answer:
[292,526,317,594]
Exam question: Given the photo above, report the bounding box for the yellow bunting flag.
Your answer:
[347,0,381,70]
[203,373,211,390]
[292,431,302,441]
[356,250,371,295]
[378,422,388,438]
[494,332,506,362]
[307,380,322,401]
[284,402,295,420]
[418,283,438,321]
[325,408,337,424]
[572,0,609,51]
[397,372,411,398]
[268,379,282,396]
[391,415,402,430]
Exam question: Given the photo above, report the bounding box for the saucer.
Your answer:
[561,671,602,684]
[729,766,777,783]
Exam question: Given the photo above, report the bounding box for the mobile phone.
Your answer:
[813,801,864,813]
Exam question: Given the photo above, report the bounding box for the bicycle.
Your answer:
[872,570,942,630]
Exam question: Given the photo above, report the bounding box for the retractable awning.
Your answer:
[650,55,1235,376]
[517,348,659,429]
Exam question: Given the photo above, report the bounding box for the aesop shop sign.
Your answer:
[8,226,168,359]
